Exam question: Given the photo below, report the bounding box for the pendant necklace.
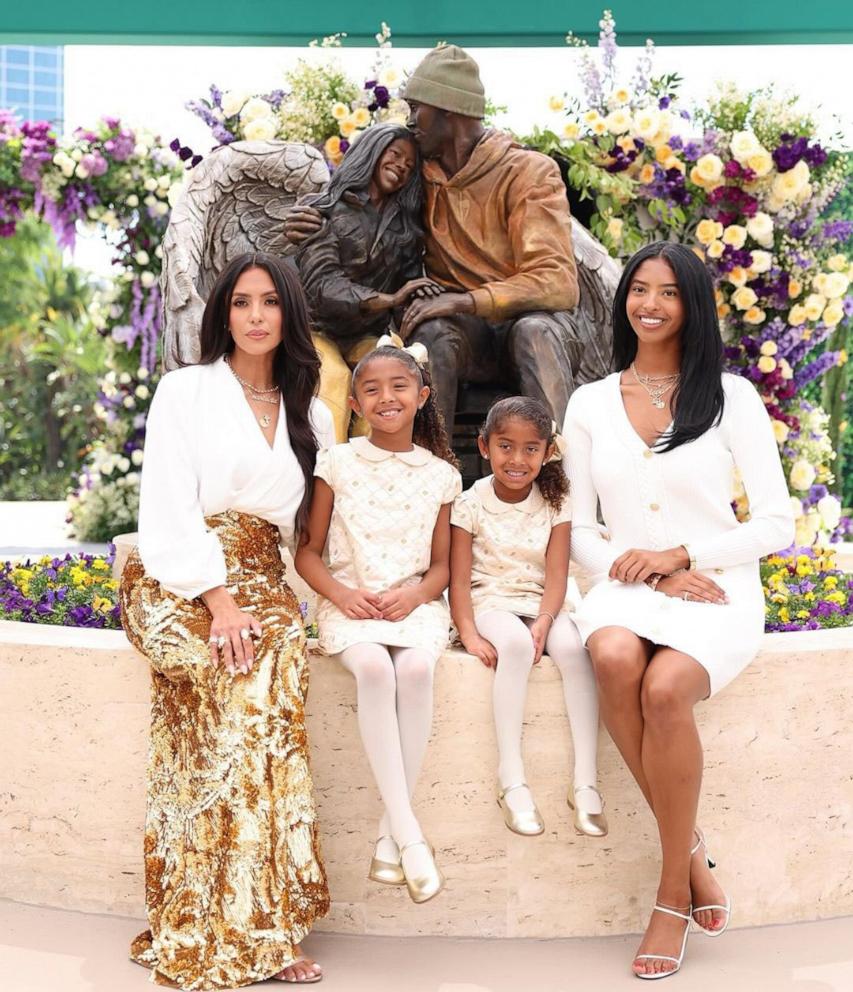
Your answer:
[225,355,279,428]
[630,362,680,410]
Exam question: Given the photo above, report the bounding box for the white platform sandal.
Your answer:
[690,830,732,936]
[634,904,692,980]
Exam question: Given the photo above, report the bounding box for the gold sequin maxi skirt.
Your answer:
[120,511,329,990]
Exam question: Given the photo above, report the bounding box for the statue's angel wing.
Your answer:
[160,140,330,369]
[569,216,622,384]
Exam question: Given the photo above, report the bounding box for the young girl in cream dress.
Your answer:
[295,343,461,905]
[450,396,606,839]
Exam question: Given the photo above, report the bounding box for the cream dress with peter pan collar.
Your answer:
[451,475,579,619]
[314,435,462,656]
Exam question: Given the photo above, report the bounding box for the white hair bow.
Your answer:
[376,332,429,367]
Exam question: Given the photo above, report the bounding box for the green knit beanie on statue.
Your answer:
[403,44,486,118]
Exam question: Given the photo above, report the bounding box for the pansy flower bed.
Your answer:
[0,552,121,629]
[762,547,853,631]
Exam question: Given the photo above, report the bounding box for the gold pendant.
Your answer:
[259,414,271,428]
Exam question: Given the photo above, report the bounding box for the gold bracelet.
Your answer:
[537,611,556,624]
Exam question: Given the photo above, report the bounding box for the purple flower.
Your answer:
[658,96,670,109]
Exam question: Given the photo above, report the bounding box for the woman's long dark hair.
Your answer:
[612,241,724,452]
[196,251,321,537]
[481,396,569,512]
[309,124,423,250]
[351,346,459,469]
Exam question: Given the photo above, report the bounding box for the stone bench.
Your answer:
[2,618,851,937]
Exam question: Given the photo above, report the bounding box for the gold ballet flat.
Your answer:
[399,839,445,904]
[567,784,608,837]
[368,835,405,886]
[497,782,545,836]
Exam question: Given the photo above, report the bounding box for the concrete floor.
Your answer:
[2,900,852,992]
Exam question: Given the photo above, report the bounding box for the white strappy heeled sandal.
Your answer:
[690,829,732,936]
[634,904,692,980]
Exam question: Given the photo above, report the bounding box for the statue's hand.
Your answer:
[284,204,324,245]
[400,291,475,338]
[391,278,444,308]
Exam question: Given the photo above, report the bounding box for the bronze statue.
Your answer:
[285,45,617,435]
[295,124,441,440]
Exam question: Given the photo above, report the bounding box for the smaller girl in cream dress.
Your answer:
[295,343,461,905]
[450,396,607,838]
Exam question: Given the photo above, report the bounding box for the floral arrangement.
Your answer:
[0,551,121,629]
[187,24,407,169]
[0,110,187,539]
[762,547,853,631]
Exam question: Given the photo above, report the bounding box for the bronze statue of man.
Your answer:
[288,45,595,433]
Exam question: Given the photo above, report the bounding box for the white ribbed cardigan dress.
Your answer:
[563,371,795,695]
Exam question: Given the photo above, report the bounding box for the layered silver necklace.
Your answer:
[225,355,279,429]
[630,362,680,410]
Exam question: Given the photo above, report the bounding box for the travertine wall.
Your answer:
[2,620,851,937]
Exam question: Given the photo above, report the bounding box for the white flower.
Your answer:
[117,457,131,473]
[157,174,171,191]
[75,162,90,179]
[749,250,773,274]
[53,151,76,177]
[143,177,158,192]
[771,159,810,202]
[126,194,139,208]
[221,90,249,117]
[240,97,273,122]
[242,117,278,141]
[140,271,157,288]
[632,107,661,141]
[134,143,149,158]
[154,245,164,259]
[604,108,632,135]
[131,449,144,466]
[143,194,157,207]
[135,385,150,400]
[729,130,762,164]
[136,366,149,379]
[789,459,816,491]
[123,396,136,409]
[693,153,724,185]
[722,225,747,249]
[71,149,83,162]
[823,272,849,300]
[119,372,132,384]
[772,419,789,443]
[607,218,624,241]
[154,201,169,217]
[746,212,774,248]
[134,250,150,266]
[817,494,842,532]
[378,66,401,88]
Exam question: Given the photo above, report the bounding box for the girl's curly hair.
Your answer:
[480,395,569,512]
[352,346,460,469]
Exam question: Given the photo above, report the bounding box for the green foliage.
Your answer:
[0,214,106,496]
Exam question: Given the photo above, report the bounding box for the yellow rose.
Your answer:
[773,420,790,443]
[592,120,607,136]
[607,217,624,242]
[760,340,778,356]
[828,253,848,272]
[823,300,844,326]
[694,153,724,184]
[813,273,829,295]
[788,303,808,326]
[730,130,762,164]
[339,119,357,138]
[707,240,724,259]
[604,109,632,134]
[638,162,656,184]
[324,135,343,163]
[583,109,601,125]
[788,278,802,299]
[746,307,767,326]
[757,354,777,372]
[549,95,566,112]
[696,219,723,246]
[664,156,685,174]
[352,107,372,128]
[654,144,673,164]
[804,293,827,321]
[617,136,636,153]
[778,358,793,380]
[746,149,773,177]
[242,117,278,141]
[717,303,731,318]
[722,225,747,249]
[612,87,631,105]
[732,286,758,310]
[562,121,580,140]
[727,267,749,288]
[331,102,349,121]
[789,459,817,491]
[771,159,810,202]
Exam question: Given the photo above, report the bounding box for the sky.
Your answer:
[63,42,853,274]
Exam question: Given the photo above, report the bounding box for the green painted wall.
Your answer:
[2,0,853,46]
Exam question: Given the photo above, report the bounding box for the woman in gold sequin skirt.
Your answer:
[121,253,336,988]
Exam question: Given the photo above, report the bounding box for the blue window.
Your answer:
[6,87,30,105]
[34,70,57,87]
[34,50,58,69]
[5,48,31,66]
[5,68,30,85]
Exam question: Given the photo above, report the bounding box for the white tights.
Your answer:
[338,642,438,851]
[475,610,601,804]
